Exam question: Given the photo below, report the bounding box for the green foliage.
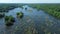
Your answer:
[5,16,15,26]
[41,4,60,19]
[30,4,60,19]
[29,4,41,11]
[17,12,24,18]
[0,13,5,18]
[17,12,20,15]
[0,4,23,12]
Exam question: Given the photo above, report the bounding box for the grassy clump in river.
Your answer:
[0,13,5,18]
[29,4,60,19]
[5,16,15,26]
[17,12,24,18]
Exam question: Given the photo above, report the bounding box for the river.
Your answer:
[0,5,60,34]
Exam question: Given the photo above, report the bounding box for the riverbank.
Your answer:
[29,4,60,19]
[0,4,23,13]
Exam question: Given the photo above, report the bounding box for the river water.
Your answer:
[0,5,60,34]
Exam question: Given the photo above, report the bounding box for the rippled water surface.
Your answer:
[0,5,60,34]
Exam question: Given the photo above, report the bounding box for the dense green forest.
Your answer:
[29,4,60,19]
[0,4,24,12]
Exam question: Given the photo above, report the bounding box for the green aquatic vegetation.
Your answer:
[17,12,20,15]
[42,28,51,34]
[17,12,24,18]
[27,19,31,23]
[45,32,51,34]
[7,6,16,10]
[45,22,53,27]
[45,17,54,27]
[0,6,11,12]
[28,10,32,13]
[0,4,24,12]
[5,16,9,21]
[41,5,60,19]
[20,6,23,8]
[0,13,5,18]
[15,26,20,31]
[25,26,37,34]
[36,5,41,11]
[30,4,60,19]
[40,25,47,31]
[5,16,15,26]
[29,4,41,11]
[41,26,51,34]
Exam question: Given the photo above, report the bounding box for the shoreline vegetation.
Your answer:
[5,16,15,26]
[29,4,60,19]
[0,4,23,13]
[0,4,60,26]
[0,4,59,34]
[0,4,60,19]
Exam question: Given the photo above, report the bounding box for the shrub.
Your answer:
[0,13,5,18]
[17,12,24,18]
[5,16,15,26]
[17,12,20,15]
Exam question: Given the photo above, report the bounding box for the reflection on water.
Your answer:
[0,5,60,34]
